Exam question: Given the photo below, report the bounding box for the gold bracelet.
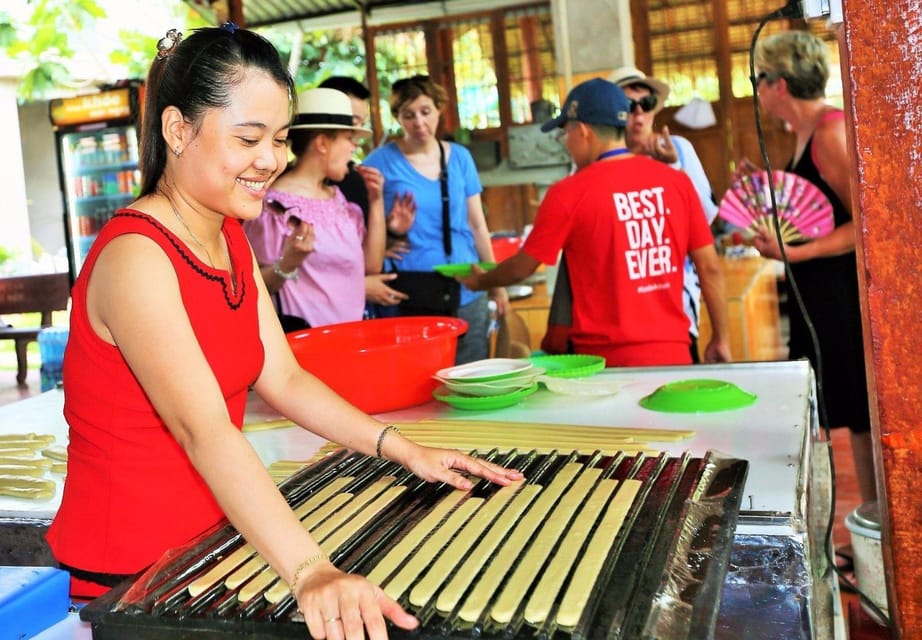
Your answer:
[376,424,400,458]
[289,551,328,593]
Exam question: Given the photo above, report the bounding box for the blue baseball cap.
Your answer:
[540,78,630,132]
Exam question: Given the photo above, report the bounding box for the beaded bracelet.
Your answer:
[376,424,400,458]
[289,551,328,593]
[272,258,299,281]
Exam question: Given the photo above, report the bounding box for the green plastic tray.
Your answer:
[528,354,606,378]
[638,378,757,413]
[432,262,497,277]
[433,381,539,410]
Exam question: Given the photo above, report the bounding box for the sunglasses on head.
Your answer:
[628,95,658,113]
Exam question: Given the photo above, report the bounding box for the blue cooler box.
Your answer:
[0,566,69,639]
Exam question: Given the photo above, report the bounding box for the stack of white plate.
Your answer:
[433,358,544,397]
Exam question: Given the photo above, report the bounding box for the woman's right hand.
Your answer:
[295,560,418,640]
[365,273,408,306]
[279,220,315,270]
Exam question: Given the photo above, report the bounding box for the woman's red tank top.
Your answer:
[47,211,264,591]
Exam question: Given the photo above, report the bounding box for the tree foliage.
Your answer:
[0,0,207,103]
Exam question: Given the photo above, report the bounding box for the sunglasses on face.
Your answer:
[628,95,658,113]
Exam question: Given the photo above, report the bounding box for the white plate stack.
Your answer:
[433,358,544,397]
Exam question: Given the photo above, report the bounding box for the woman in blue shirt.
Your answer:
[364,75,508,363]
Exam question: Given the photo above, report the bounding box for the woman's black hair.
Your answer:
[138,25,294,196]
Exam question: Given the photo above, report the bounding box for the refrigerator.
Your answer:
[48,85,143,280]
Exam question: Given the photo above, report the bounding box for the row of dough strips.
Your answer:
[81,447,748,640]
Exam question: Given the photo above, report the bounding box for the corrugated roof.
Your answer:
[187,0,452,29]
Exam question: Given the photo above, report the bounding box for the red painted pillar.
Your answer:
[840,1,922,636]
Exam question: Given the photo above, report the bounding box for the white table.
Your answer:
[1,360,841,639]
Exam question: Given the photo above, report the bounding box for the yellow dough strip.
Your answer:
[395,436,652,457]
[490,467,602,624]
[0,433,56,443]
[523,478,618,624]
[189,543,258,597]
[307,477,397,542]
[0,476,55,500]
[409,481,523,607]
[318,485,407,557]
[41,446,68,461]
[556,478,642,627]
[0,456,52,469]
[0,464,49,477]
[238,477,397,602]
[223,556,271,593]
[435,484,542,614]
[242,419,296,432]
[0,448,42,459]
[458,463,583,623]
[232,492,353,597]
[292,476,356,519]
[402,420,695,442]
[382,497,484,601]
[366,489,468,586]
[187,476,355,597]
[263,484,409,604]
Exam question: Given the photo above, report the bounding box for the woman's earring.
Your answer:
[173,147,182,157]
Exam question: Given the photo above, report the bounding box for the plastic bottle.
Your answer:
[38,326,70,392]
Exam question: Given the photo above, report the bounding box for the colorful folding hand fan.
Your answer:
[718,170,835,243]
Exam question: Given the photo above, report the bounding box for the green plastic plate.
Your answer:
[433,382,539,410]
[528,354,606,378]
[638,378,757,413]
[432,262,497,278]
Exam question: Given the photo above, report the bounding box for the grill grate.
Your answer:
[82,448,747,639]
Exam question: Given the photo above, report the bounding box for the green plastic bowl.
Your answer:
[638,378,757,413]
[528,354,606,379]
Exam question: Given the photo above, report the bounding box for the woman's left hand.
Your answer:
[401,442,524,491]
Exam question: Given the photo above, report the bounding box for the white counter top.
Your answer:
[3,360,825,640]
[0,360,815,522]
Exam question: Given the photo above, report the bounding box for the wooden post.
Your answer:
[840,0,922,635]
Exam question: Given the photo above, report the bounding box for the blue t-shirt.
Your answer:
[364,141,484,306]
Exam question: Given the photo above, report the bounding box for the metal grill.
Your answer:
[81,447,747,639]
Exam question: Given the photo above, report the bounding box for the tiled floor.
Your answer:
[0,363,889,636]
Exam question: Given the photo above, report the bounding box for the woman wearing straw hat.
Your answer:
[244,88,388,330]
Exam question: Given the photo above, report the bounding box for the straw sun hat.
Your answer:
[291,88,372,135]
[608,66,671,113]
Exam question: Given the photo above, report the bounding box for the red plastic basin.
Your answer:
[490,236,521,262]
[286,316,468,414]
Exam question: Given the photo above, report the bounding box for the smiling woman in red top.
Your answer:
[46,23,522,640]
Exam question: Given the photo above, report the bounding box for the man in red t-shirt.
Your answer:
[460,78,730,366]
